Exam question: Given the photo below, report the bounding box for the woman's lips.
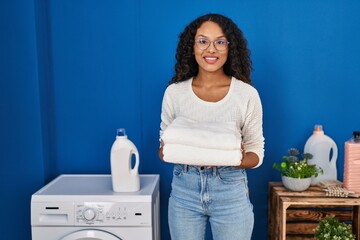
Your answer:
[204,56,218,64]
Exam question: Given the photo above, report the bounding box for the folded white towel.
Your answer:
[163,143,242,166]
[161,117,241,150]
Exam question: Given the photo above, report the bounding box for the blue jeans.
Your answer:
[168,164,254,240]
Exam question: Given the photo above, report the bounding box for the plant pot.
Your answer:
[281,175,311,192]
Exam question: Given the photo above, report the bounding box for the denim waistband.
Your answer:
[183,164,216,176]
[178,164,241,176]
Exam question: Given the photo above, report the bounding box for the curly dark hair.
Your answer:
[169,13,253,85]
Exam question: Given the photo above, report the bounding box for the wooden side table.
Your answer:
[268,182,360,240]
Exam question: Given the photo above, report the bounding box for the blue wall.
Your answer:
[1,0,360,239]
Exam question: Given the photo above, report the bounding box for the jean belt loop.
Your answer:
[183,164,189,172]
[213,166,217,176]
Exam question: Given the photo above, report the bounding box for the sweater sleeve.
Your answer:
[159,86,176,141]
[242,90,265,168]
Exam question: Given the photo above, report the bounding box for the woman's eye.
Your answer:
[216,40,227,45]
[198,39,208,45]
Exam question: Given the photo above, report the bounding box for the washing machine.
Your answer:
[31,174,160,240]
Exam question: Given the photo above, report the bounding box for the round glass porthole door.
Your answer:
[60,229,122,240]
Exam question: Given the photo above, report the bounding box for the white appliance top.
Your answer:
[31,174,160,227]
[32,174,159,202]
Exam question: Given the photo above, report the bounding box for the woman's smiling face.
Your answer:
[194,21,229,75]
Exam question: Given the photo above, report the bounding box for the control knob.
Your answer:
[83,208,97,221]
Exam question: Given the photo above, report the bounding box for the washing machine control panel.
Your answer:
[75,202,151,226]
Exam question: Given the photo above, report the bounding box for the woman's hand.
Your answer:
[236,144,259,169]
[158,140,164,161]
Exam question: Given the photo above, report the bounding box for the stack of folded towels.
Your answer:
[161,117,242,166]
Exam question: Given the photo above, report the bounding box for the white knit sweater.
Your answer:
[160,77,264,168]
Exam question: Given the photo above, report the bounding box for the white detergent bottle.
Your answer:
[110,128,140,192]
[304,124,338,185]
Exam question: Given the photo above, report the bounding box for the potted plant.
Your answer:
[314,215,355,240]
[273,148,323,191]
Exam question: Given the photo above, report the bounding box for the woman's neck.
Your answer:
[192,71,231,102]
[194,71,230,87]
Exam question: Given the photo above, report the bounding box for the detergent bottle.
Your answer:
[343,131,360,194]
[304,125,338,184]
[110,128,140,192]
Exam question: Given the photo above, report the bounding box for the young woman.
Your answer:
[158,13,264,240]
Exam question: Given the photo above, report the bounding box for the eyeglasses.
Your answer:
[195,38,230,51]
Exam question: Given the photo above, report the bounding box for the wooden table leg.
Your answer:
[280,198,290,240]
[353,206,360,240]
[268,184,279,240]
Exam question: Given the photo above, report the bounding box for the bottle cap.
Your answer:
[117,128,127,137]
[353,131,360,142]
[313,124,324,134]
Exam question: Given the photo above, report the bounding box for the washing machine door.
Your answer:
[60,229,122,240]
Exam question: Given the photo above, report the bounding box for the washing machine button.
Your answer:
[83,208,97,221]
